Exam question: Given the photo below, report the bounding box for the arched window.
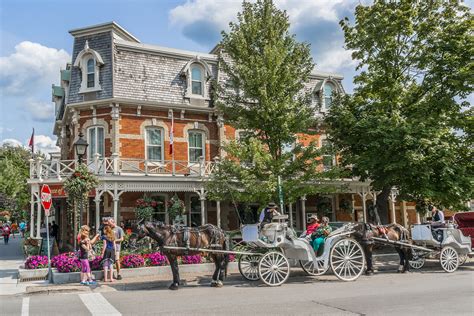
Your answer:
[191,65,203,96]
[146,127,164,162]
[188,130,205,163]
[324,83,334,109]
[87,126,104,159]
[87,58,95,88]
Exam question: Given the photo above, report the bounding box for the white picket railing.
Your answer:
[29,155,216,181]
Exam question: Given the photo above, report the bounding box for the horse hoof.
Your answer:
[169,283,179,290]
[216,281,223,288]
[365,270,374,276]
[210,281,217,287]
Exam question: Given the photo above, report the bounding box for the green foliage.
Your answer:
[208,0,341,206]
[0,144,32,221]
[134,197,157,221]
[63,164,99,203]
[326,1,473,211]
[168,194,185,220]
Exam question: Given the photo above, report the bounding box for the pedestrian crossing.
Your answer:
[79,293,121,316]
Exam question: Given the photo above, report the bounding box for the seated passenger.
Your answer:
[260,202,280,228]
[300,215,320,239]
[312,217,332,254]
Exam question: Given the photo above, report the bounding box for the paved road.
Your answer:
[1,263,473,316]
[0,234,28,296]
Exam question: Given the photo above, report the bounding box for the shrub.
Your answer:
[180,255,202,265]
[24,255,48,269]
[51,252,76,268]
[144,252,168,266]
[121,254,145,268]
[55,255,81,273]
[90,256,103,271]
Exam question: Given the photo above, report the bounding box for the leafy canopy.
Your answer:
[208,0,340,205]
[326,0,473,210]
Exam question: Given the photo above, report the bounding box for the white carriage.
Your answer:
[237,216,366,286]
[409,223,472,272]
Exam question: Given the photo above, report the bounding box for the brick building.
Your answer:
[27,22,418,244]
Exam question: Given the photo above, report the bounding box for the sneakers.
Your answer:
[80,281,88,285]
[87,280,97,285]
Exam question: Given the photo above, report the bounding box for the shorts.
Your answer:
[80,259,91,273]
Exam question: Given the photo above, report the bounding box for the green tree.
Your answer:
[208,0,341,208]
[326,0,473,215]
[0,144,32,221]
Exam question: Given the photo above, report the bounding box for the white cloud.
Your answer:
[22,99,55,122]
[1,134,59,157]
[0,41,70,95]
[1,138,23,147]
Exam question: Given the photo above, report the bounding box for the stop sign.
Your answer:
[41,184,52,215]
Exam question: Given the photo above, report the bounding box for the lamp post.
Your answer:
[73,131,88,244]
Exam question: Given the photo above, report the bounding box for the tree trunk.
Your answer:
[375,187,391,225]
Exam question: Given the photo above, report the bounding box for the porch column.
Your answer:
[113,196,119,224]
[416,211,421,224]
[351,194,355,222]
[389,189,397,224]
[94,193,101,231]
[288,203,293,228]
[200,197,206,225]
[401,201,407,227]
[301,196,307,231]
[216,200,221,228]
[30,187,36,237]
[357,188,368,223]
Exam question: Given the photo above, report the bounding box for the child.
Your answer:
[79,225,99,285]
[101,225,116,282]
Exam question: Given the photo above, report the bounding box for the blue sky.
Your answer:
[0,0,471,154]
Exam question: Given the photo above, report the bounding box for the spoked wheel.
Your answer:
[440,246,459,273]
[330,238,365,281]
[409,250,425,270]
[300,258,328,276]
[258,251,290,286]
[409,258,425,270]
[458,254,468,266]
[238,254,261,281]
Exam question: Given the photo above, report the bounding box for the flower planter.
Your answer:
[18,267,49,282]
[51,262,239,284]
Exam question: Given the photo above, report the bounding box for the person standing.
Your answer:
[10,222,18,238]
[19,221,26,238]
[2,224,11,245]
[100,226,116,282]
[108,218,124,280]
[51,221,59,243]
[79,225,100,285]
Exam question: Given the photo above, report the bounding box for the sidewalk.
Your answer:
[0,235,46,296]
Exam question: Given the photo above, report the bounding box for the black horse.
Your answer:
[351,222,413,274]
[130,221,229,290]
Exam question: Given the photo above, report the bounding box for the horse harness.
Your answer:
[169,225,224,252]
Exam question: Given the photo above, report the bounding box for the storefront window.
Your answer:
[190,196,201,227]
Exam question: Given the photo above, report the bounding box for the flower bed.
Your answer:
[25,251,236,272]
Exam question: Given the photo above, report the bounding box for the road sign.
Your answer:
[41,184,52,216]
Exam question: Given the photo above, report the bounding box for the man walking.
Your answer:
[109,218,124,280]
[51,221,60,243]
[19,221,26,238]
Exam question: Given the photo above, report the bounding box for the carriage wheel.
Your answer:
[299,259,328,276]
[440,246,459,273]
[258,251,290,286]
[458,254,468,266]
[409,258,425,269]
[238,254,261,281]
[330,238,365,282]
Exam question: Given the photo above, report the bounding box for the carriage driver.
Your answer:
[430,206,445,228]
[259,202,281,228]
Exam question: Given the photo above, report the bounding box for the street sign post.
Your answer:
[40,184,53,283]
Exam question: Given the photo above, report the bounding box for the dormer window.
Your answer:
[191,66,203,96]
[73,40,104,93]
[324,83,334,109]
[87,58,95,88]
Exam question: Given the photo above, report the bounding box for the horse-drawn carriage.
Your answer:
[237,215,366,286]
[408,222,473,272]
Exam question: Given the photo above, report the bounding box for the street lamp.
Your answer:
[73,131,88,240]
[74,131,88,164]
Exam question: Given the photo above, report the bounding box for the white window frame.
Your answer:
[73,41,104,94]
[190,64,204,97]
[188,130,205,164]
[145,127,164,162]
[323,82,334,111]
[86,58,95,88]
[87,126,105,160]
[188,194,202,227]
[320,138,335,171]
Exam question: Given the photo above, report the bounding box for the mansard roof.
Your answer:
[69,21,140,43]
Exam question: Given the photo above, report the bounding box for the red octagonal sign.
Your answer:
[41,184,52,216]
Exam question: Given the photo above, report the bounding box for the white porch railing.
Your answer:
[29,155,216,181]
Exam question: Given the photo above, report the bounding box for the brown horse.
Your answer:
[351,223,413,274]
[130,221,229,290]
